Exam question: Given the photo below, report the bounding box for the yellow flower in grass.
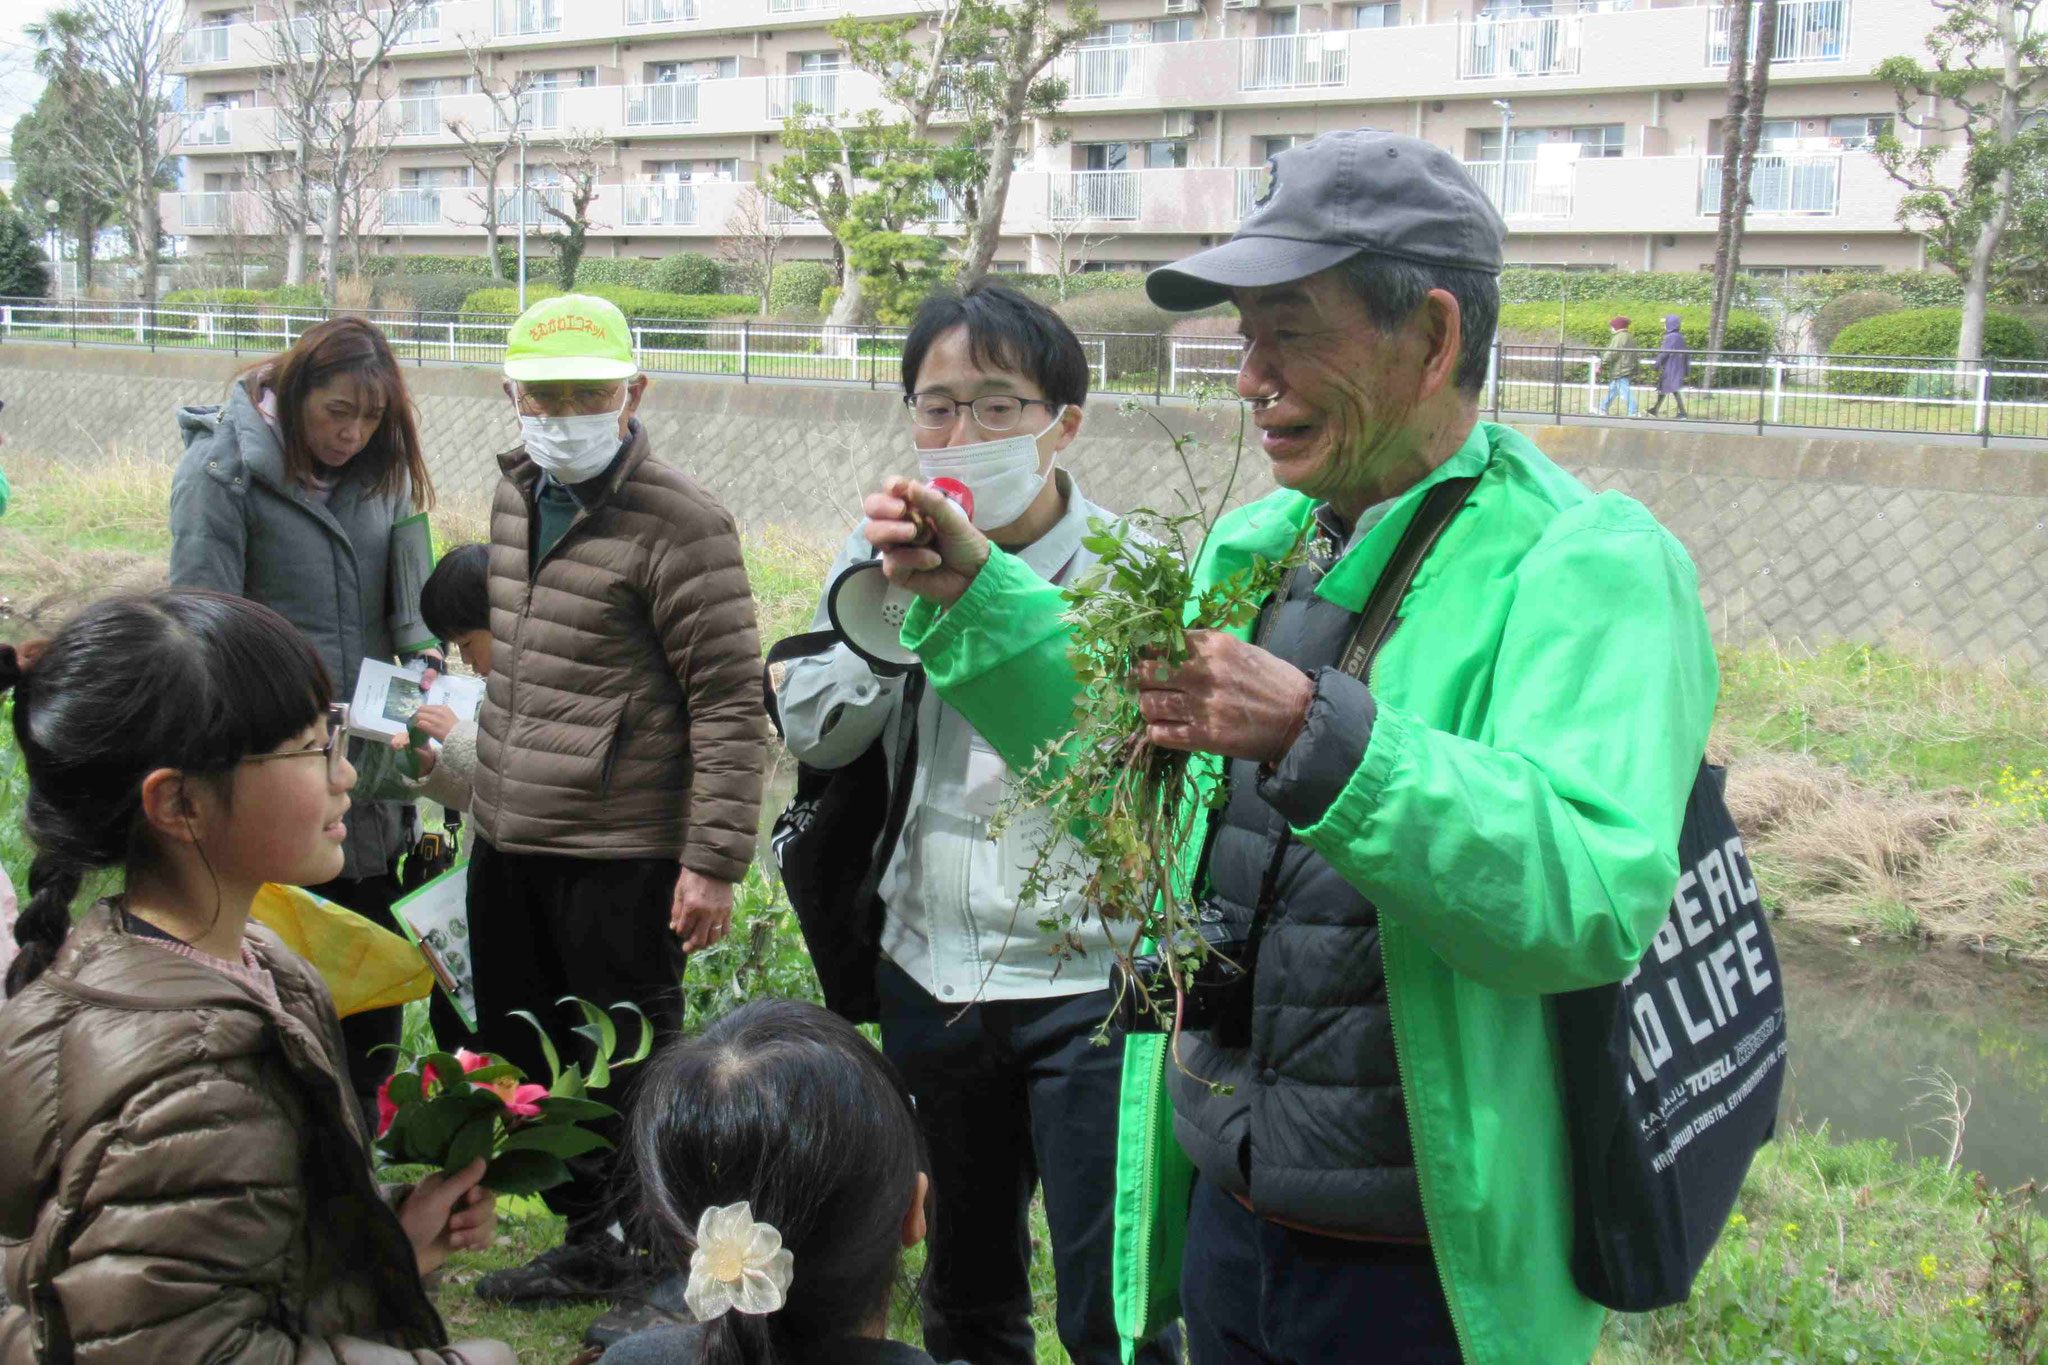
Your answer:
[1920,1254,1940,1280]
[1781,1222,1801,1235]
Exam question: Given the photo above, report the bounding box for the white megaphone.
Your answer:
[825,478,974,677]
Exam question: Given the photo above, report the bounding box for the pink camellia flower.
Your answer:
[375,1075,401,1138]
[455,1049,492,1075]
[499,1082,550,1120]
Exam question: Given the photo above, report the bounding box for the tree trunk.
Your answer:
[960,112,1028,285]
[1954,0,2022,417]
[76,206,94,290]
[139,195,161,310]
[825,267,863,357]
[286,229,307,286]
[1715,0,1778,356]
[483,160,506,281]
[321,184,344,305]
[1706,0,1753,371]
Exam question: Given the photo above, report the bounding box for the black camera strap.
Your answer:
[1247,473,1481,925]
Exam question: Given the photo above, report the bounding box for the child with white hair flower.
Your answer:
[596,1000,965,1365]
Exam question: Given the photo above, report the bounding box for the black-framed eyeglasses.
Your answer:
[904,393,1055,432]
[241,703,351,785]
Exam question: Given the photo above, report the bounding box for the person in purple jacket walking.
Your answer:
[1647,313,1691,418]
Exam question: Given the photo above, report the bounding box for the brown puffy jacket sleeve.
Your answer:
[652,515,768,882]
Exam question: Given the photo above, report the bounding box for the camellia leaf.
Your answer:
[610,1001,654,1070]
[534,1096,617,1124]
[385,1070,424,1107]
[509,1010,562,1089]
[480,1148,572,1198]
[460,1062,523,1088]
[444,1110,499,1173]
[495,1124,613,1160]
[551,1061,588,1100]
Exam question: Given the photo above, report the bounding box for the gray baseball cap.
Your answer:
[1147,128,1508,313]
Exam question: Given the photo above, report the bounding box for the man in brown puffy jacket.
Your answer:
[464,295,768,1305]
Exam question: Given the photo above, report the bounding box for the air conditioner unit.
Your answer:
[1221,0,1261,9]
[1163,0,1200,12]
[1161,111,1197,138]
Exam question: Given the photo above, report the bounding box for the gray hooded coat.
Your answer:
[167,377,417,882]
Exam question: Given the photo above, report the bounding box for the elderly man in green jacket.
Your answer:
[860,129,1718,1365]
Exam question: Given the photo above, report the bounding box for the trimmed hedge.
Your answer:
[568,257,661,290]
[1811,290,1903,354]
[1496,302,1773,387]
[1499,270,1740,309]
[652,252,722,296]
[1784,269,1967,314]
[1827,307,2042,397]
[458,285,758,349]
[771,261,833,314]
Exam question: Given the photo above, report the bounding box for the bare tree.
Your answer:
[1707,0,1780,366]
[446,36,534,282]
[342,120,397,289]
[29,0,184,308]
[835,0,1098,286]
[259,0,433,303]
[243,139,316,284]
[537,130,612,290]
[1042,215,1115,300]
[718,185,790,315]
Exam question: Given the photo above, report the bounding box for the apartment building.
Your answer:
[165,0,1947,277]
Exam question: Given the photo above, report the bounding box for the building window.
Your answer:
[1085,21,1139,45]
[1568,124,1625,157]
[797,51,842,72]
[1343,2,1401,27]
[1827,114,1894,149]
[1082,142,1130,171]
[1144,139,1188,170]
[1150,17,1197,42]
[1266,8,1299,36]
[992,260,1026,273]
[1474,127,1544,161]
[1261,134,1302,161]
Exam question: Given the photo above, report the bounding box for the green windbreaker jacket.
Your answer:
[900,421,1719,1364]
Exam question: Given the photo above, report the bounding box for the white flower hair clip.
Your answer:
[684,1201,796,1322]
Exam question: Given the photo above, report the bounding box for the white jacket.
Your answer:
[777,471,1122,1003]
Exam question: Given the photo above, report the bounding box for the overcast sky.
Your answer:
[0,0,52,130]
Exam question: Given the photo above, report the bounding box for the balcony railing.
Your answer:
[183,193,238,228]
[1049,170,1140,222]
[391,96,443,137]
[1707,0,1848,66]
[625,183,699,226]
[1459,13,1582,78]
[182,24,232,63]
[768,72,840,118]
[1235,165,1271,219]
[384,189,444,227]
[626,0,698,21]
[1068,45,1145,100]
[625,81,701,127]
[183,107,234,147]
[499,187,569,222]
[1240,33,1350,91]
[393,4,441,45]
[1699,153,1841,215]
[766,199,817,225]
[767,0,839,11]
[510,88,563,130]
[496,0,560,36]
[1462,158,1576,218]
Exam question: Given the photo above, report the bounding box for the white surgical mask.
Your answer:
[916,405,1066,532]
[516,392,627,483]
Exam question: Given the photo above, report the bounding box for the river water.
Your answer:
[1774,926,2048,1198]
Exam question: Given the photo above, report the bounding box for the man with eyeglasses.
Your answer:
[778,280,1180,1365]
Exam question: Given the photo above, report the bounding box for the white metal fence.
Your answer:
[7,298,2045,441]
[1235,166,1272,219]
[1069,45,1145,100]
[1240,33,1350,91]
[495,0,560,35]
[1463,159,1576,219]
[383,189,444,227]
[1048,171,1141,222]
[625,0,697,23]
[623,183,699,227]
[767,73,840,118]
[626,81,701,127]
[1460,13,1582,78]
[1699,153,1842,216]
[182,24,231,62]
[183,107,234,147]
[1707,0,1850,66]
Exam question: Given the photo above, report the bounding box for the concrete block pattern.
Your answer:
[3,344,2043,671]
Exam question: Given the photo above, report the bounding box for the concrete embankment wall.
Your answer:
[3,340,2043,671]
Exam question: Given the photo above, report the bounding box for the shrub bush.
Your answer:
[1810,290,1904,354]
[769,261,833,313]
[458,285,759,350]
[393,274,487,316]
[1498,270,1736,309]
[1051,291,1231,384]
[1827,307,2042,397]
[651,252,722,296]
[1004,270,1150,299]
[569,257,664,290]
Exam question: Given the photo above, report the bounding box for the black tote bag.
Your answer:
[1554,762,1790,1311]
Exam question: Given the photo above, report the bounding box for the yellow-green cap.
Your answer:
[503,294,638,382]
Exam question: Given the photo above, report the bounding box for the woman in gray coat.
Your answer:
[167,316,438,1119]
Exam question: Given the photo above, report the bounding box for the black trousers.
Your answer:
[466,838,687,1244]
[311,871,407,1122]
[876,957,1181,1365]
[1181,1176,1459,1365]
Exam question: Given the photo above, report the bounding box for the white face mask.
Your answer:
[916,405,1066,532]
[516,391,627,483]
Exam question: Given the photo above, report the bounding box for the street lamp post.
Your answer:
[44,199,61,298]
[1492,98,1514,211]
[516,131,528,312]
